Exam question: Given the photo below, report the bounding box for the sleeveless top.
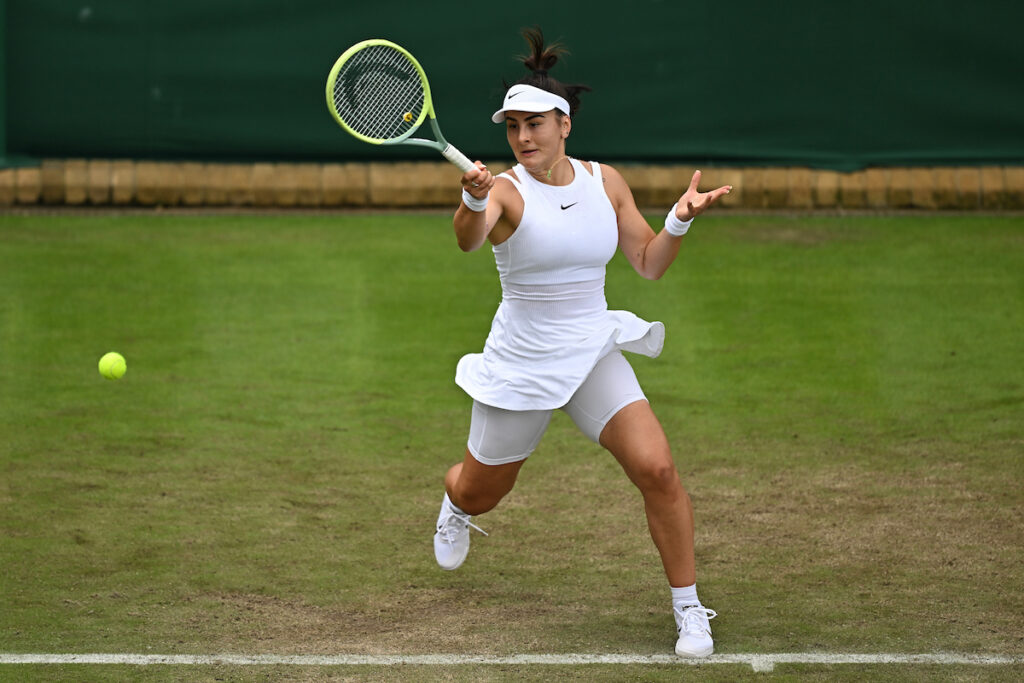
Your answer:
[455,159,664,411]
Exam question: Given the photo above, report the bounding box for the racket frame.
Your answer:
[325,39,474,171]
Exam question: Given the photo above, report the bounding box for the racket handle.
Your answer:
[441,144,477,173]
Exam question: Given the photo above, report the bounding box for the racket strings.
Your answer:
[332,45,425,141]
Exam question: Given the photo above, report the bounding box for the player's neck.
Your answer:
[529,155,572,186]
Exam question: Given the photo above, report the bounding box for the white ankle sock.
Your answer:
[444,493,468,516]
[670,584,700,607]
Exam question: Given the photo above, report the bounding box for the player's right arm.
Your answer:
[454,163,500,252]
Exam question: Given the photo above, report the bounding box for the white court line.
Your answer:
[1,653,1022,672]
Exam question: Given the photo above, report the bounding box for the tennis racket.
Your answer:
[325,39,476,173]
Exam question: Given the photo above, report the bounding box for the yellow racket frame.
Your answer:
[325,39,475,171]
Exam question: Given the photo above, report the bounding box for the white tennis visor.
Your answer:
[491,84,571,123]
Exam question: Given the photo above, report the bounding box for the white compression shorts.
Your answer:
[466,350,647,465]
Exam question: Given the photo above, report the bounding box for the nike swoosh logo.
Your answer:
[507,91,522,99]
[560,202,578,210]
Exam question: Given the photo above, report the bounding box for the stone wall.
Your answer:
[2,160,1021,210]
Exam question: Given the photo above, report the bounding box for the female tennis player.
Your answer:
[432,28,731,658]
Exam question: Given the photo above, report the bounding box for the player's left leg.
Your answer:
[563,351,715,657]
[599,400,694,584]
[601,400,716,656]
[601,401,716,656]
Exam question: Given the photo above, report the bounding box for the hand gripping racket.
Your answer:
[325,39,476,173]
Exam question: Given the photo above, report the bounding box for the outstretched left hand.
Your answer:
[676,170,732,222]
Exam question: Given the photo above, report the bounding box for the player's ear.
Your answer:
[561,114,571,138]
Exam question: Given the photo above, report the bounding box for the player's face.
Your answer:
[505,110,570,173]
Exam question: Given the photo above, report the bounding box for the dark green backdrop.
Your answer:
[3,0,1022,170]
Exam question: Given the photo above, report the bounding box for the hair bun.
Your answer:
[520,26,564,73]
[507,26,592,118]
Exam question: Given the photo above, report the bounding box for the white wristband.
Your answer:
[462,188,488,212]
[664,203,693,237]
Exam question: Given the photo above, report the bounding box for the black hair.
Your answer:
[505,26,591,117]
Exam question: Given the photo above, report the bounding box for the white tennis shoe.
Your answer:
[433,494,487,571]
[674,604,717,657]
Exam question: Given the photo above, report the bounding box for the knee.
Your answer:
[634,457,683,498]
[449,468,516,516]
[451,484,509,516]
[445,451,523,516]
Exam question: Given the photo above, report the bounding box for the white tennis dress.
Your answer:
[455,159,665,411]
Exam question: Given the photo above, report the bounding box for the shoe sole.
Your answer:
[675,644,714,658]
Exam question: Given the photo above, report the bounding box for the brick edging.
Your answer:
[1,160,1021,210]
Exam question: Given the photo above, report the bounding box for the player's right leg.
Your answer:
[433,401,550,570]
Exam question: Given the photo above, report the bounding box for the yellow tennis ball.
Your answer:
[403,111,413,122]
[98,352,127,380]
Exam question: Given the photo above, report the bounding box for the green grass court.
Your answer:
[1,211,1022,680]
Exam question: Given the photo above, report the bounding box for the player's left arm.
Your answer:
[605,164,730,280]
